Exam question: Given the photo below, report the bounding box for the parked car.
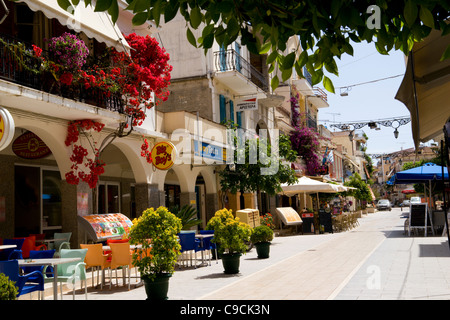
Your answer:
[399,200,410,207]
[410,197,421,204]
[377,199,392,211]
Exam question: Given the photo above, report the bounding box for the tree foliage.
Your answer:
[219,131,298,195]
[62,0,450,92]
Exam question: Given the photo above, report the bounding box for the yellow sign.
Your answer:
[0,107,15,152]
[151,141,176,170]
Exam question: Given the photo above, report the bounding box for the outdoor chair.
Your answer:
[80,243,111,290]
[0,238,25,260]
[199,230,217,264]
[44,248,87,300]
[49,232,71,257]
[109,242,132,290]
[0,259,44,299]
[15,236,47,258]
[20,249,56,280]
[177,232,201,268]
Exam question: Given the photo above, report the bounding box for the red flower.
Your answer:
[60,72,73,86]
[32,45,42,58]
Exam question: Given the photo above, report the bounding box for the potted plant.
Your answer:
[0,273,18,300]
[129,206,182,300]
[250,225,274,259]
[206,208,252,274]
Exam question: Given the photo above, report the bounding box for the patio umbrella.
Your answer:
[279,176,340,210]
[394,162,448,184]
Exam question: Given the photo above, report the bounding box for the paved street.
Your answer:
[31,207,450,302]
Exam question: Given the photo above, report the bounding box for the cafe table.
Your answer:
[0,244,17,250]
[18,257,81,300]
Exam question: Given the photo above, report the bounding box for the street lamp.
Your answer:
[394,128,399,139]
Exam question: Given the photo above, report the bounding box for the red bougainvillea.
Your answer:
[65,120,105,188]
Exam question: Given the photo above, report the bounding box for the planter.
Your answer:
[143,273,172,300]
[254,242,270,259]
[221,253,241,274]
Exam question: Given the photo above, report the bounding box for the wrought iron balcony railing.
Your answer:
[0,33,124,114]
[214,49,269,92]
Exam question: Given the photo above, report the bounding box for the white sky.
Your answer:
[318,41,417,156]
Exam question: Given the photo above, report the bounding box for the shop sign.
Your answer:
[194,140,224,162]
[235,97,258,112]
[301,213,314,218]
[0,107,15,151]
[151,141,176,170]
[12,131,51,159]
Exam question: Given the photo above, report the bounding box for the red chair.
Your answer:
[14,236,47,259]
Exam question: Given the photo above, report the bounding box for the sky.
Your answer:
[318,41,416,157]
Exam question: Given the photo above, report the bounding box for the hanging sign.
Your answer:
[151,141,176,170]
[236,97,258,112]
[0,107,15,151]
[12,131,51,159]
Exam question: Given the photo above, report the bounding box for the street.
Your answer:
[59,207,450,301]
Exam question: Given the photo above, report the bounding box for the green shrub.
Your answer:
[0,273,18,300]
[250,225,274,244]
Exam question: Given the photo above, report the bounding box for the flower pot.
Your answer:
[143,273,172,300]
[221,253,241,274]
[254,242,271,259]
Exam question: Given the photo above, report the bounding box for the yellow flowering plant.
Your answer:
[129,206,182,282]
[206,208,252,255]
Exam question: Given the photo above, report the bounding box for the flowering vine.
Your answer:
[289,94,328,176]
[64,120,105,188]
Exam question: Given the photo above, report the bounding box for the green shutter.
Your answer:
[229,100,234,122]
[236,111,242,127]
[219,94,226,123]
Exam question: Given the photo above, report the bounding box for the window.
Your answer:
[219,94,237,125]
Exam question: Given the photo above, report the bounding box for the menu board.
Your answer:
[275,207,303,226]
[78,213,133,241]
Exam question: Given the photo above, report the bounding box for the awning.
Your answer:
[18,0,130,53]
[395,28,450,148]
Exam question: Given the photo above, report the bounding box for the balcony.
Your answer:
[0,34,124,117]
[213,49,268,95]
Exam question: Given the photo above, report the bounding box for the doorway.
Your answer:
[14,165,62,237]
[98,181,120,214]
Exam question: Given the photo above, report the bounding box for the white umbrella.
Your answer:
[279,176,341,210]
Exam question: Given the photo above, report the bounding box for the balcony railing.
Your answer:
[0,33,124,114]
[214,49,268,92]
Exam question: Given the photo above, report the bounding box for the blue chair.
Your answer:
[21,250,56,279]
[177,232,201,268]
[0,238,25,260]
[199,230,218,264]
[0,260,44,299]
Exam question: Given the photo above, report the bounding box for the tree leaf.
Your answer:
[94,0,112,12]
[404,0,418,27]
[190,7,202,29]
[419,6,434,28]
[259,42,271,54]
[132,11,148,25]
[271,75,279,91]
[186,27,197,48]
[323,76,335,93]
[281,68,292,82]
[440,44,450,61]
[107,0,119,23]
[57,0,72,11]
[164,0,179,23]
[283,52,296,70]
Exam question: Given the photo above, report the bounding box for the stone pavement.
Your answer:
[27,207,450,301]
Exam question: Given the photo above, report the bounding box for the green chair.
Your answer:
[49,232,71,257]
[44,248,88,300]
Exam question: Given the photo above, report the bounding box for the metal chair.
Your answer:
[0,260,44,299]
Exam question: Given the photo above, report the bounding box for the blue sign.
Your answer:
[194,140,224,162]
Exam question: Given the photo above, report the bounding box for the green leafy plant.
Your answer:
[170,204,202,230]
[129,206,182,282]
[250,225,274,244]
[0,274,18,300]
[206,208,252,254]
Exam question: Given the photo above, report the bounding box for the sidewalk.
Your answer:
[25,207,450,301]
